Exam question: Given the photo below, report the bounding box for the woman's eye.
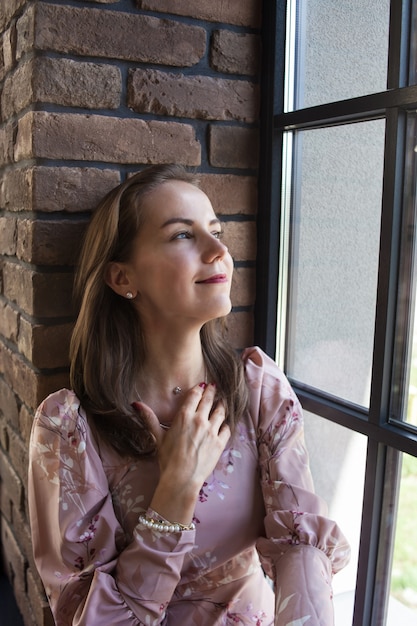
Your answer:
[213,230,224,239]
[172,231,192,240]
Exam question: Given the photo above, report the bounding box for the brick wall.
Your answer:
[0,1,261,623]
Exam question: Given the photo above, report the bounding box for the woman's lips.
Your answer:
[197,274,228,284]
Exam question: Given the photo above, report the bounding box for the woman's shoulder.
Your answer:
[241,346,300,429]
[241,346,287,382]
[35,388,85,429]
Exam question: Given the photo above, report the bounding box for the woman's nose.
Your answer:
[203,236,228,262]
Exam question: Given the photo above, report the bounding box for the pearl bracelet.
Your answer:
[138,513,196,533]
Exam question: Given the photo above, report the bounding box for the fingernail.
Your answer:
[210,382,216,388]
[199,382,207,389]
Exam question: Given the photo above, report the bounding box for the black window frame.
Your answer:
[256,1,417,624]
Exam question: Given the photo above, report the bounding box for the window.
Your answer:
[257,1,417,624]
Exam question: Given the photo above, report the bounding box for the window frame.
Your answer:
[256,1,417,624]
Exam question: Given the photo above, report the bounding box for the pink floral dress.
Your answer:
[28,347,350,625]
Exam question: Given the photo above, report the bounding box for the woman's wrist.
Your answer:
[150,480,199,526]
[139,509,196,533]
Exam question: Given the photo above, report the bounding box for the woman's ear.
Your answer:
[105,262,136,298]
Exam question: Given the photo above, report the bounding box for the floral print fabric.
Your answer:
[28,347,350,625]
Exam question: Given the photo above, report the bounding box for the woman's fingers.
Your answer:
[132,401,164,446]
[177,382,220,419]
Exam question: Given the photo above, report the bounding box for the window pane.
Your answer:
[291,0,390,110]
[388,452,417,621]
[284,120,385,406]
[303,412,366,625]
[408,309,417,427]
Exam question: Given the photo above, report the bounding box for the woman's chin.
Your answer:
[203,300,233,322]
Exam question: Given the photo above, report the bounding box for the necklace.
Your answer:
[171,364,208,395]
[137,363,208,431]
[138,362,208,399]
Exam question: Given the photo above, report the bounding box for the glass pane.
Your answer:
[388,452,417,621]
[284,120,385,406]
[408,309,417,427]
[303,412,366,626]
[289,0,390,111]
[391,112,417,428]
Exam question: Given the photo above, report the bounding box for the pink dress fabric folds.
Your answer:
[28,347,350,625]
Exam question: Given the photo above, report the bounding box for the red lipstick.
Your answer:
[197,274,228,284]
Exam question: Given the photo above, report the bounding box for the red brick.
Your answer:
[0,343,69,409]
[0,36,6,84]
[15,111,201,165]
[209,124,259,169]
[0,0,26,32]
[31,3,206,66]
[0,215,17,254]
[0,120,14,166]
[198,174,257,215]
[0,300,19,343]
[222,221,256,261]
[2,262,34,313]
[7,504,33,575]
[1,25,15,81]
[8,427,28,486]
[231,267,256,307]
[128,68,259,122]
[227,310,254,349]
[0,345,37,410]
[17,218,87,265]
[17,589,39,626]
[19,402,33,447]
[15,3,33,61]
[136,0,261,27]
[18,318,73,369]
[1,58,32,119]
[31,166,121,213]
[1,57,121,115]
[211,30,260,75]
[0,167,32,211]
[2,261,74,317]
[33,57,122,109]
[1,516,26,601]
[0,447,23,519]
[0,166,121,213]
[0,378,19,427]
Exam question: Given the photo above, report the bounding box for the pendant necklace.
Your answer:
[171,363,208,396]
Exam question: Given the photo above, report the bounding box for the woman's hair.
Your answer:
[69,164,248,457]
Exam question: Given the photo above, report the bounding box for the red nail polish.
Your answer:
[199,382,207,389]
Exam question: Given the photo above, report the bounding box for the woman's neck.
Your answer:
[136,328,207,418]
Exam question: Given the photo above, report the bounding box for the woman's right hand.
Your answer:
[132,383,231,525]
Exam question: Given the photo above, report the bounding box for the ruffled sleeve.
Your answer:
[28,389,195,626]
[243,347,351,625]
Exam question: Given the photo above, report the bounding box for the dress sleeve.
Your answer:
[243,348,351,626]
[28,389,195,626]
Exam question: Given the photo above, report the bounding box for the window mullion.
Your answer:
[255,0,287,355]
[352,442,387,625]
[369,108,406,426]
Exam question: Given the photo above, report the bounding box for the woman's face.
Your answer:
[124,180,234,330]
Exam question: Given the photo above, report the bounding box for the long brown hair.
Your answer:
[69,164,248,457]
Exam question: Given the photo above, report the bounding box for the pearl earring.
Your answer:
[126,292,133,299]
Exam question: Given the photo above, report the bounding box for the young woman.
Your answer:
[28,164,350,625]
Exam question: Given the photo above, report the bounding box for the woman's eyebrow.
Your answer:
[161,217,221,228]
